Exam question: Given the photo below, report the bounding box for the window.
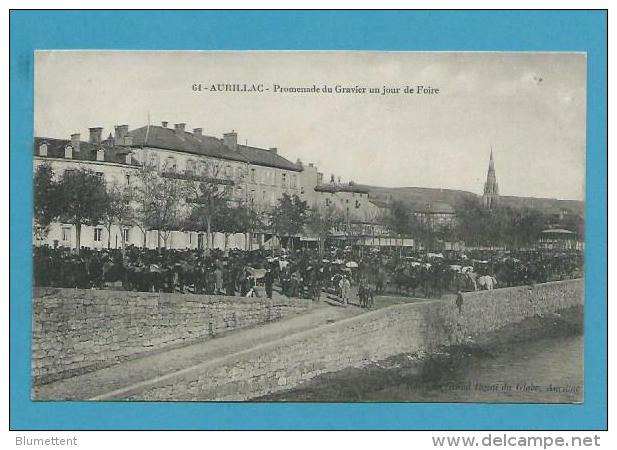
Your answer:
[355,200,361,209]
[148,153,160,169]
[251,168,256,183]
[94,228,103,242]
[39,143,48,156]
[226,165,232,179]
[291,175,297,188]
[281,173,287,188]
[123,228,130,243]
[61,226,71,242]
[164,156,177,173]
[186,159,196,175]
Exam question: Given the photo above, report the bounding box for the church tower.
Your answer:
[483,149,499,209]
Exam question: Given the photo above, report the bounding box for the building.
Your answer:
[411,201,457,230]
[537,228,583,251]
[483,150,499,209]
[313,175,380,224]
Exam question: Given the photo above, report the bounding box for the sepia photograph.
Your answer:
[31,51,585,403]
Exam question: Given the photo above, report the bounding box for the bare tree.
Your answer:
[307,205,345,256]
[134,166,190,250]
[102,182,136,253]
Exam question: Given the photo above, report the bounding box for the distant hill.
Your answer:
[361,184,585,215]
[361,185,477,209]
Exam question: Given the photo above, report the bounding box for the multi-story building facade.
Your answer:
[33,122,307,251]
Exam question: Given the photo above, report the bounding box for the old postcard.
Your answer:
[31,51,585,403]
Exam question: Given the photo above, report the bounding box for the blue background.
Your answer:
[9,10,607,430]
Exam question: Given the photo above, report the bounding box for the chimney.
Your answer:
[269,147,278,154]
[89,127,103,145]
[223,131,238,151]
[114,124,129,141]
[193,128,202,137]
[174,123,186,137]
[96,148,105,161]
[70,133,81,153]
[162,121,168,128]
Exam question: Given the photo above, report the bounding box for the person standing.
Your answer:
[339,274,351,307]
[214,261,224,295]
[456,290,464,314]
[264,267,274,299]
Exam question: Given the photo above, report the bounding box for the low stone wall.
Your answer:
[117,279,583,401]
[32,288,311,385]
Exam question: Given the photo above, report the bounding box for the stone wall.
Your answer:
[116,279,583,401]
[32,288,311,385]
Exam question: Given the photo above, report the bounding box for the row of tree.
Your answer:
[384,197,583,250]
[34,163,581,254]
[34,164,314,254]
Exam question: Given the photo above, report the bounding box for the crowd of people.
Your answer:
[32,244,584,303]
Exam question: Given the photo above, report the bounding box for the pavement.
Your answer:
[33,289,441,401]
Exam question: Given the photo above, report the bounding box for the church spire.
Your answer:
[483,148,499,209]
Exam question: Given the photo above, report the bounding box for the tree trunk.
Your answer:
[75,223,81,255]
[120,231,126,257]
[206,217,211,250]
[162,232,170,249]
[142,229,147,248]
[157,230,162,251]
[107,225,112,249]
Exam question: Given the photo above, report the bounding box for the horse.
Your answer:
[358,282,374,308]
[477,275,497,290]
[392,265,419,296]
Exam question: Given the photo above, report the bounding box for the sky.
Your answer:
[34,51,586,201]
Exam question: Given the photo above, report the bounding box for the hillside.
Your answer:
[361,185,585,215]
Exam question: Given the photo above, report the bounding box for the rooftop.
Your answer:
[33,137,140,166]
[127,125,301,172]
[314,183,370,194]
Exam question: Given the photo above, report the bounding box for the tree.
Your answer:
[455,198,551,249]
[384,200,412,251]
[134,166,191,250]
[185,174,231,249]
[55,168,109,254]
[269,193,309,250]
[33,163,59,236]
[102,183,136,252]
[217,203,252,250]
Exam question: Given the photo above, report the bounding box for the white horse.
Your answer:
[477,275,498,290]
